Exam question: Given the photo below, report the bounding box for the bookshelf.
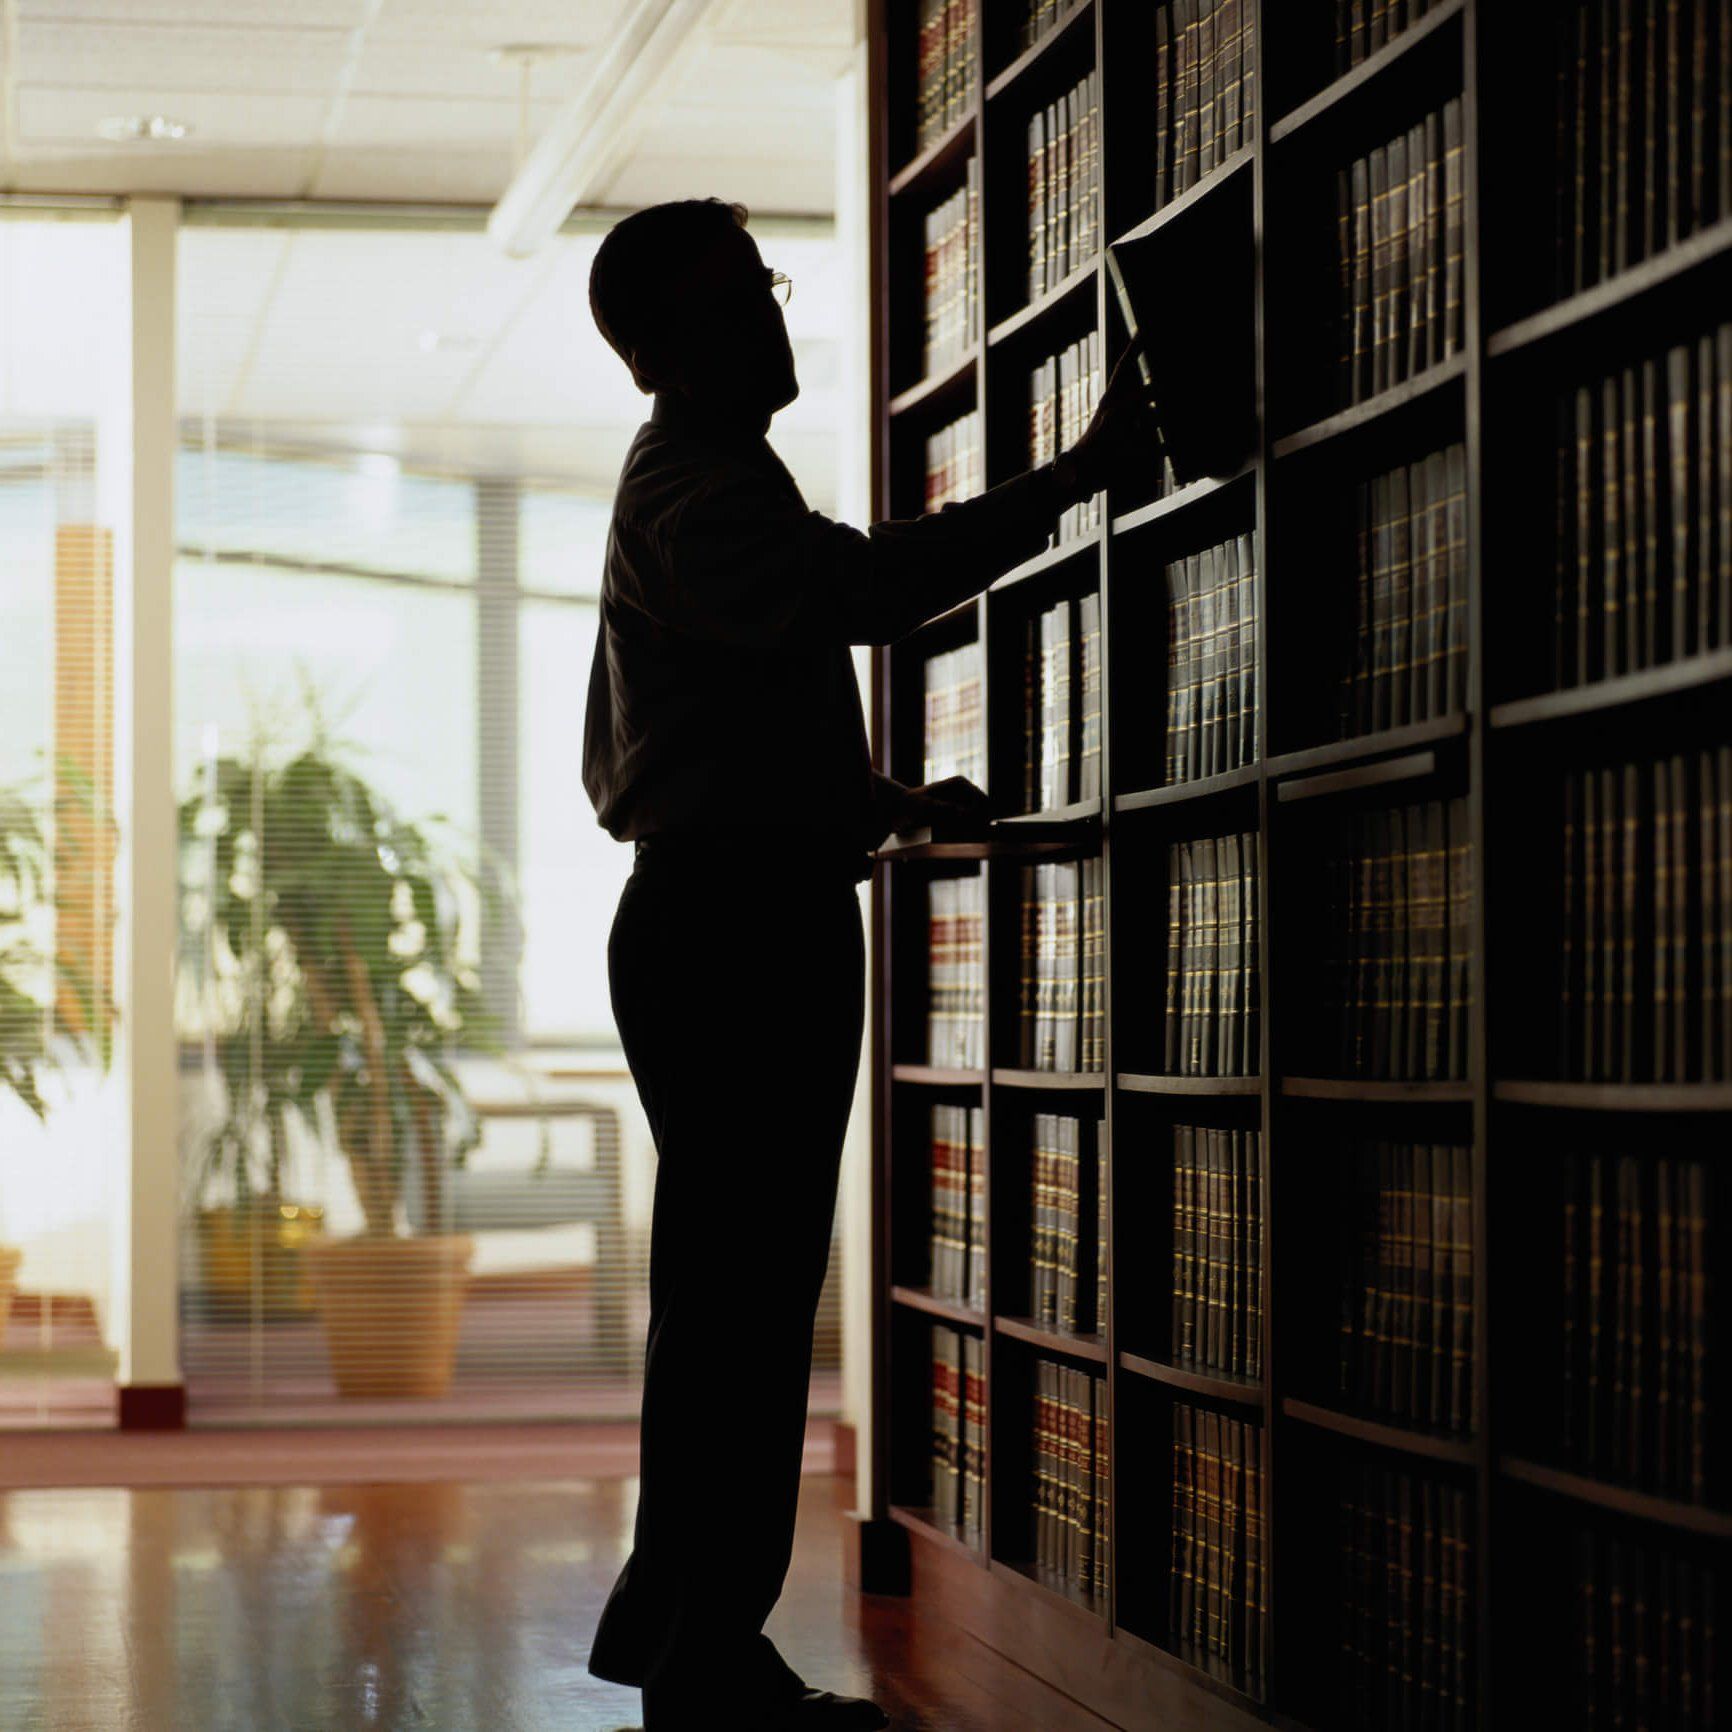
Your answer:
[866,4,1728,1730]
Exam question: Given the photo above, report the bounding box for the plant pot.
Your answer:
[303,1232,474,1400]
[196,1198,326,1319]
[0,1245,22,1348]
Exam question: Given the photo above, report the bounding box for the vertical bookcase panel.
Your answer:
[869,3,1729,1729]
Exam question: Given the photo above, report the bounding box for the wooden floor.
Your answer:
[0,1469,1122,1732]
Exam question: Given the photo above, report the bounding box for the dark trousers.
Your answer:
[586,841,865,1728]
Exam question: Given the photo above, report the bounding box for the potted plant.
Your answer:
[0,770,112,1346]
[182,699,496,1398]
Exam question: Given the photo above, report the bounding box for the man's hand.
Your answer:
[873,771,991,839]
[1063,343,1162,498]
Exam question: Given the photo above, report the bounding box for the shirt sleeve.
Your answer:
[647,458,1074,650]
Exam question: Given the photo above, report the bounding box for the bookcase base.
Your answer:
[842,1513,911,1596]
[900,1521,1270,1732]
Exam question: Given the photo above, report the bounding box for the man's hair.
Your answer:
[589,198,749,381]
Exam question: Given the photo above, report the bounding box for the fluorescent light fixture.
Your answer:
[487,0,719,260]
[97,114,191,143]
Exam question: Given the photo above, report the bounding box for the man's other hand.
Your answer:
[881,774,991,837]
[1065,342,1162,497]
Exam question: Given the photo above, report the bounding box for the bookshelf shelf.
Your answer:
[1267,0,1466,147]
[990,528,1103,593]
[887,107,979,199]
[870,5,1729,1728]
[1118,1072,1261,1097]
[992,796,1102,829]
[1283,1398,1476,1468]
[982,0,1095,104]
[888,1502,985,1563]
[1272,353,1467,460]
[1492,1080,1732,1113]
[1111,148,1254,250]
[1266,712,1468,779]
[875,833,993,863]
[1486,215,1732,361]
[1279,1076,1472,1104]
[1119,1352,1264,1410]
[993,1315,1108,1362]
[990,1068,1106,1092]
[1488,649,1732,733]
[889,346,979,420]
[891,1285,988,1328]
[890,1064,986,1087]
[1498,1459,1732,1544]
[1114,764,1260,814]
[1273,747,1440,803]
[1109,462,1255,537]
[987,256,1100,349]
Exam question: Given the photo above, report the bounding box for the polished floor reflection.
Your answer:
[0,1470,1114,1732]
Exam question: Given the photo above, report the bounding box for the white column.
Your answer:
[111,195,181,1406]
[835,15,876,1515]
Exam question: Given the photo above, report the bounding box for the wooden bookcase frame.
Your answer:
[864,4,1732,1728]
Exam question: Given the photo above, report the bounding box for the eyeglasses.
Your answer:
[768,269,793,307]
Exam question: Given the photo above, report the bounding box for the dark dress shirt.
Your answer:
[581,391,1075,855]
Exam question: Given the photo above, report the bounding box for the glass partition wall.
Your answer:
[171,219,847,1425]
[0,211,130,1427]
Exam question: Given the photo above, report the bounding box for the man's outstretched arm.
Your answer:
[641,349,1159,651]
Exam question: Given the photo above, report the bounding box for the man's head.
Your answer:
[589,198,799,425]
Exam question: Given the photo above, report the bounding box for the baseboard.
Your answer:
[118,1384,186,1430]
[841,1511,910,1595]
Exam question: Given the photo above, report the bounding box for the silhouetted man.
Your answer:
[582,198,1155,1731]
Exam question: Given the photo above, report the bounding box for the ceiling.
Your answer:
[0,0,859,505]
[177,219,846,503]
[1,0,855,212]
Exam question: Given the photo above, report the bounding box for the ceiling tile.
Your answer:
[18,88,329,150]
[18,21,356,95]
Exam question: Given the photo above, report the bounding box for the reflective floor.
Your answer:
[0,1470,1114,1732]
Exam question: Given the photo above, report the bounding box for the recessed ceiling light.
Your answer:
[97,114,192,143]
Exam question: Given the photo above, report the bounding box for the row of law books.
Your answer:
[1317,797,1473,1083]
[1029,332,1106,546]
[1163,531,1260,785]
[928,1324,985,1545]
[1022,591,1103,811]
[1552,0,1732,301]
[927,1104,985,1308]
[1332,0,1443,75]
[1033,1358,1109,1603]
[1018,858,1107,1072]
[1334,98,1465,407]
[1172,1124,1263,1379]
[923,409,983,515]
[1573,1523,1720,1728]
[1170,1404,1267,1696]
[1552,328,1732,691]
[1163,832,1262,1078]
[1030,1113,1105,1335]
[921,637,984,788]
[1339,1140,1474,1434]
[1558,747,1732,1083]
[1339,445,1468,740]
[914,0,979,153]
[925,874,985,1070]
[1560,1150,1714,1502]
[1016,0,1065,54]
[1152,0,1259,212]
[1025,71,1100,303]
[1337,1463,1473,1732]
[922,164,980,380]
